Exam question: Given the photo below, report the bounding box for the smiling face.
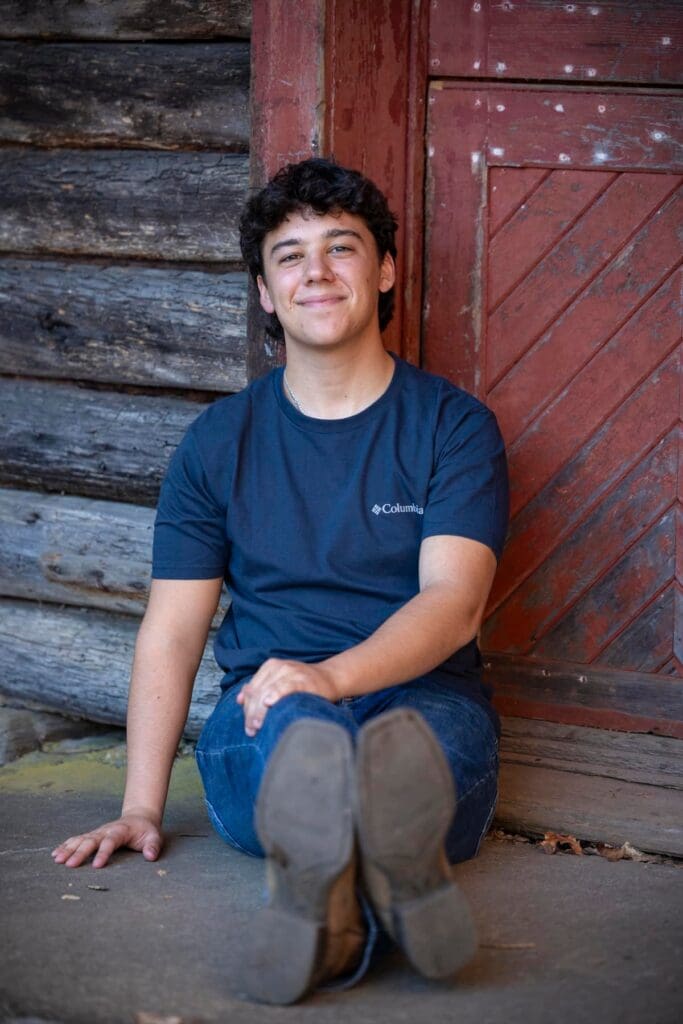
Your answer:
[256,208,395,354]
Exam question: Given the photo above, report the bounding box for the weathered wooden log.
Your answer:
[499,716,681,791]
[0,0,251,39]
[0,379,208,504]
[497,762,683,858]
[0,42,250,149]
[488,650,683,739]
[0,487,230,621]
[0,149,248,261]
[0,488,154,614]
[0,599,221,738]
[0,259,248,391]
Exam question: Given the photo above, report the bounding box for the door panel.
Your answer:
[424,82,682,710]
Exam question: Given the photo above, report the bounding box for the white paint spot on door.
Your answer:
[554,103,565,113]
[564,64,574,73]
[559,153,571,163]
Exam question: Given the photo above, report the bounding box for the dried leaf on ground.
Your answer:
[595,841,662,864]
[540,831,584,855]
[60,893,81,901]
[87,884,109,891]
[488,828,530,844]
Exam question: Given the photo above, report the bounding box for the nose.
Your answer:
[304,249,335,282]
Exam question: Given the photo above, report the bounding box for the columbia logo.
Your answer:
[372,502,424,516]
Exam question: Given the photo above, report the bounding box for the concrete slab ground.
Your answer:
[1,741,682,1024]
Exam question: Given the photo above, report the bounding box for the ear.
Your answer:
[257,274,275,314]
[378,252,396,293]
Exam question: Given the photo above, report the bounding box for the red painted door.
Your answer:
[423,7,682,734]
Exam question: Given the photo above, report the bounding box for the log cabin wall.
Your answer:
[0,1,251,727]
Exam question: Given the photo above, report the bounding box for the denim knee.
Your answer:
[195,687,357,856]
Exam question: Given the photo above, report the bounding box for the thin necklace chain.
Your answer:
[283,370,304,413]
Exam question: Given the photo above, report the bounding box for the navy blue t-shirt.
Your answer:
[152,354,509,732]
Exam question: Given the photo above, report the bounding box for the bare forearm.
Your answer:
[322,583,482,699]
[121,625,199,824]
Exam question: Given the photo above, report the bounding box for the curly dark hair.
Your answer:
[239,158,398,341]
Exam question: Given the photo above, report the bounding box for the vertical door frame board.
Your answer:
[248,0,429,377]
[248,0,327,379]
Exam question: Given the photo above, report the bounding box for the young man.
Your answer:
[52,159,509,1004]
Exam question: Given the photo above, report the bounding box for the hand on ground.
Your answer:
[51,813,163,869]
[237,658,339,736]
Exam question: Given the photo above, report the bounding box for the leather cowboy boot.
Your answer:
[241,719,365,1004]
[355,708,477,979]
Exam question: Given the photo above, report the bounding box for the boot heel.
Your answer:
[241,907,324,1005]
[394,884,477,979]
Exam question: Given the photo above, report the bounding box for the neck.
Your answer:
[283,341,395,420]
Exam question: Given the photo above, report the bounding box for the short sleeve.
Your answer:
[421,394,509,561]
[152,427,229,579]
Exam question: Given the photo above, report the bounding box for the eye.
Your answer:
[279,252,302,264]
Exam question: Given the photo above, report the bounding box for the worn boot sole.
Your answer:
[356,708,477,979]
[241,719,356,1005]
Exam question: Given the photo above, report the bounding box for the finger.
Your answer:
[52,838,77,859]
[142,829,163,861]
[64,835,101,868]
[52,835,89,863]
[92,834,120,869]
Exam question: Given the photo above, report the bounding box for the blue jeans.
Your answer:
[195,675,499,986]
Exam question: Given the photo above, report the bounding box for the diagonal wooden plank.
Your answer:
[488,354,679,614]
[488,169,615,311]
[503,272,681,516]
[490,187,682,448]
[534,508,676,663]
[488,166,548,238]
[483,430,677,654]
[486,172,679,390]
[597,584,674,673]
